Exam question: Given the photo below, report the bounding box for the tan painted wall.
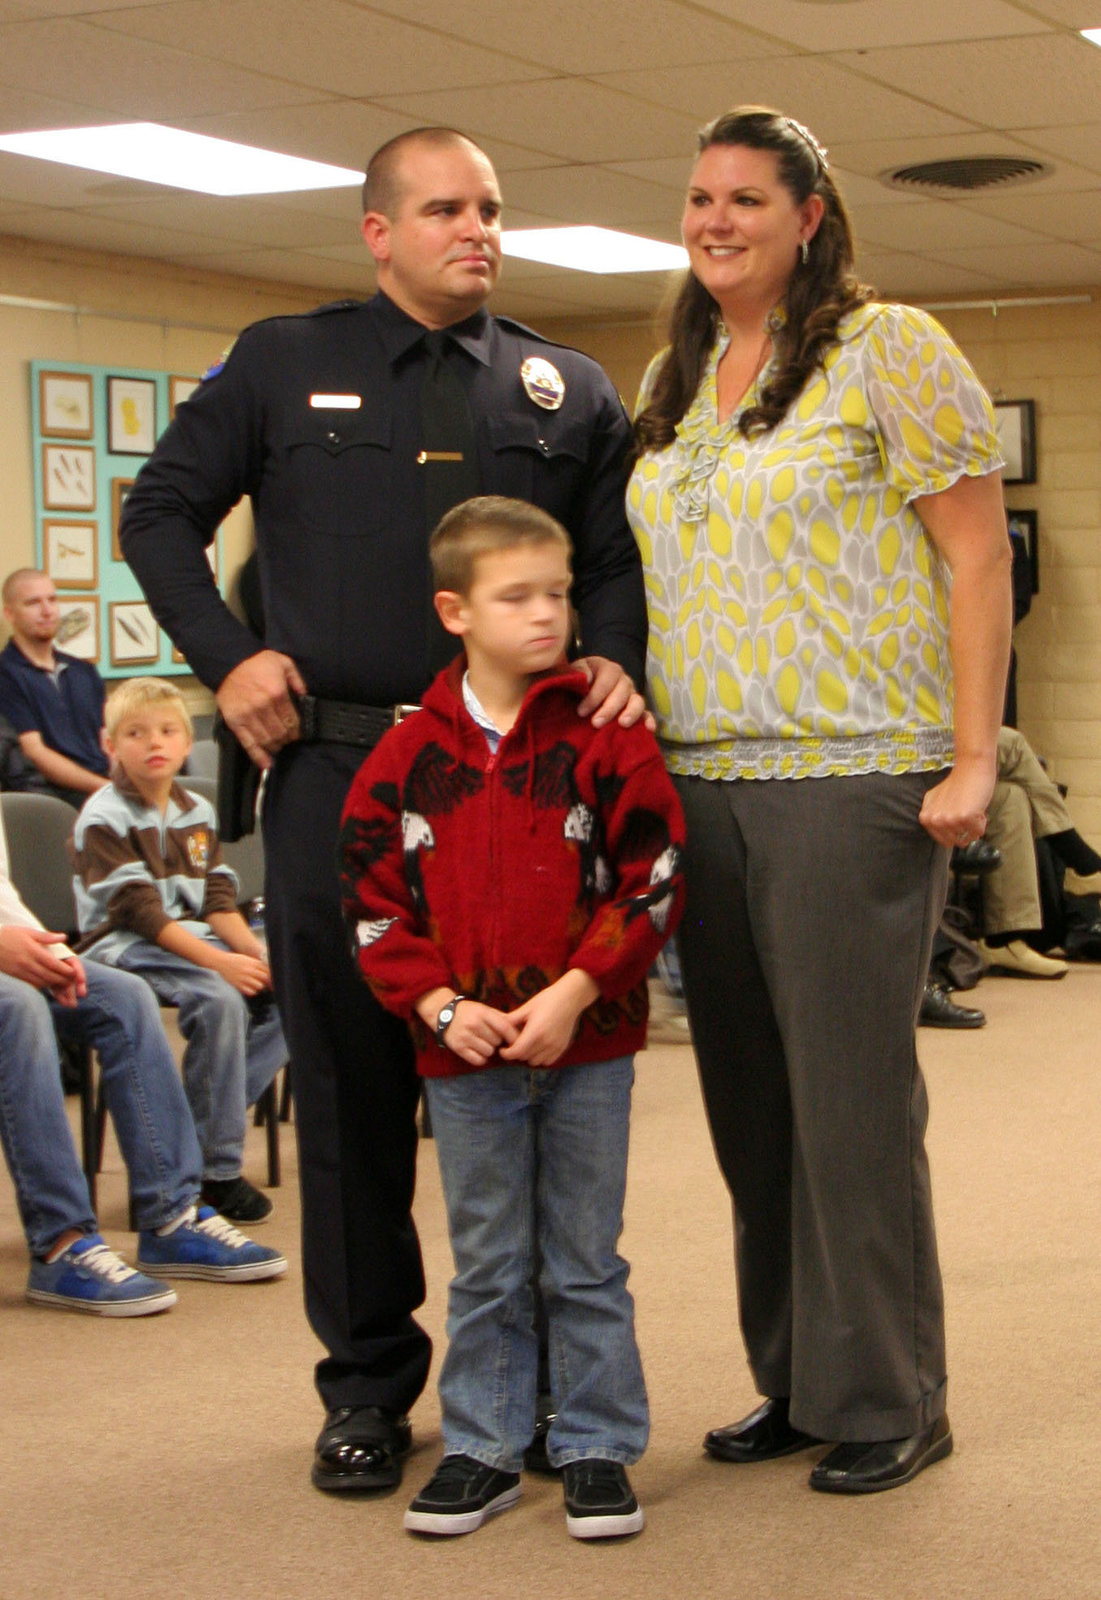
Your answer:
[3,233,1098,834]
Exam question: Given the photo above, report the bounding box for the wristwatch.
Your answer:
[435,995,466,1046]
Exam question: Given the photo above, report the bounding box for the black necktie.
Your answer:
[419,330,481,676]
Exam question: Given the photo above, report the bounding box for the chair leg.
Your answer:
[254,1079,281,1188]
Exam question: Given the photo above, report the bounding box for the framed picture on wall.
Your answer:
[994,400,1036,486]
[43,519,97,589]
[42,444,96,510]
[39,370,94,439]
[109,601,159,666]
[55,597,98,661]
[111,477,136,561]
[108,604,159,668]
[1007,508,1039,596]
[107,376,157,455]
[169,375,200,416]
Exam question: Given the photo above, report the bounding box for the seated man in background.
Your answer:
[0,809,286,1314]
[977,726,1101,978]
[0,570,109,806]
[71,677,287,1226]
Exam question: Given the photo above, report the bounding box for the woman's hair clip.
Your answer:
[784,118,829,173]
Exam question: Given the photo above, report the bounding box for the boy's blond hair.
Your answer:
[105,677,193,742]
[430,495,572,596]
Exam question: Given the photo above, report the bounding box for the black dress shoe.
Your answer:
[918,982,985,1029]
[311,1405,412,1493]
[809,1413,952,1494]
[952,839,1001,873]
[704,1397,818,1463]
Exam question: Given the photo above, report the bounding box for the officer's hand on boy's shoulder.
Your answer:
[217,649,308,769]
[575,656,655,732]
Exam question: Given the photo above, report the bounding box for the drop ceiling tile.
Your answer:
[924,240,1101,286]
[595,56,970,144]
[1007,123,1101,175]
[345,0,775,72]
[84,194,362,251]
[834,34,1101,127]
[854,200,1049,253]
[0,18,327,118]
[862,251,1011,297]
[504,166,694,228]
[177,100,419,171]
[1019,0,1101,23]
[96,0,543,97]
[830,129,1090,184]
[962,186,1101,239]
[690,0,1047,51]
[372,78,703,164]
[3,205,259,257]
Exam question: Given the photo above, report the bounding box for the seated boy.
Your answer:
[340,497,684,1541]
[0,809,285,1313]
[70,678,287,1225]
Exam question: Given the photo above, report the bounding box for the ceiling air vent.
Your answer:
[882,157,1052,195]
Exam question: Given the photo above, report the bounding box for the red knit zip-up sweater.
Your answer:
[339,658,685,1078]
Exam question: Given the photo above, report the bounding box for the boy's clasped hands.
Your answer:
[416,968,600,1070]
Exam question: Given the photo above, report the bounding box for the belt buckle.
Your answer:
[393,703,420,726]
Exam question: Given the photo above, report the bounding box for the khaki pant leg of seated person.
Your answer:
[995,728,1075,839]
[983,782,1042,936]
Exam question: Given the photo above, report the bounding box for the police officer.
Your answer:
[120,126,648,1492]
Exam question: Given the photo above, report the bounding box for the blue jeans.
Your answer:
[424,1056,648,1473]
[107,941,288,1181]
[0,964,201,1256]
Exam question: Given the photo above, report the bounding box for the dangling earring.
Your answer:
[800,238,809,266]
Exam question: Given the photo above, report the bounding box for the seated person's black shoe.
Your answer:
[918,982,985,1029]
[522,1393,561,1475]
[952,839,1001,873]
[809,1414,952,1494]
[704,1396,818,1463]
[311,1404,412,1493]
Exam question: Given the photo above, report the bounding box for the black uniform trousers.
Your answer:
[264,738,431,1413]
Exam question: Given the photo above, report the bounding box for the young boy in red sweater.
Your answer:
[340,496,684,1542]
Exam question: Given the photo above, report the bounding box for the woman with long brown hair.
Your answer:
[629,107,1012,1493]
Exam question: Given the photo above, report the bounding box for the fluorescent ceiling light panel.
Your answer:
[1081,28,1101,45]
[0,123,362,195]
[503,226,687,274]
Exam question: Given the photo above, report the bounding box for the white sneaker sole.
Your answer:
[135,1256,287,1282]
[404,1483,521,1536]
[26,1285,177,1316]
[566,1505,645,1540]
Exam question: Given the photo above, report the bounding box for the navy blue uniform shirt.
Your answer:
[120,292,646,705]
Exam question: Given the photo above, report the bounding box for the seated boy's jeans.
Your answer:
[108,940,287,1180]
[424,1056,648,1473]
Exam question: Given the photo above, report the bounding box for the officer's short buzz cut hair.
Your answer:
[362,126,486,217]
[430,496,572,597]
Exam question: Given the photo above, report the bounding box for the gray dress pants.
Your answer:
[675,768,949,1443]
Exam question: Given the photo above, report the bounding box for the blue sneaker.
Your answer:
[137,1205,287,1282]
[26,1235,177,1317]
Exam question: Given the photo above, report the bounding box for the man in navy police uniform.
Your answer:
[120,126,648,1492]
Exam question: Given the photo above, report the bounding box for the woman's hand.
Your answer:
[918,753,997,847]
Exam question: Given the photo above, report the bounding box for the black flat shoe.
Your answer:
[809,1414,952,1494]
[704,1397,818,1463]
[311,1404,413,1493]
[918,982,985,1029]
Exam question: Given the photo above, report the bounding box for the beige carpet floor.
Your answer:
[2,970,1100,1600]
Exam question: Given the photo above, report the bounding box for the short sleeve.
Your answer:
[861,304,1003,501]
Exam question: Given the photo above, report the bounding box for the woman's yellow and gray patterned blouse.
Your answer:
[627,302,1003,782]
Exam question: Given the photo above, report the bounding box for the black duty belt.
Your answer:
[297,694,420,748]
